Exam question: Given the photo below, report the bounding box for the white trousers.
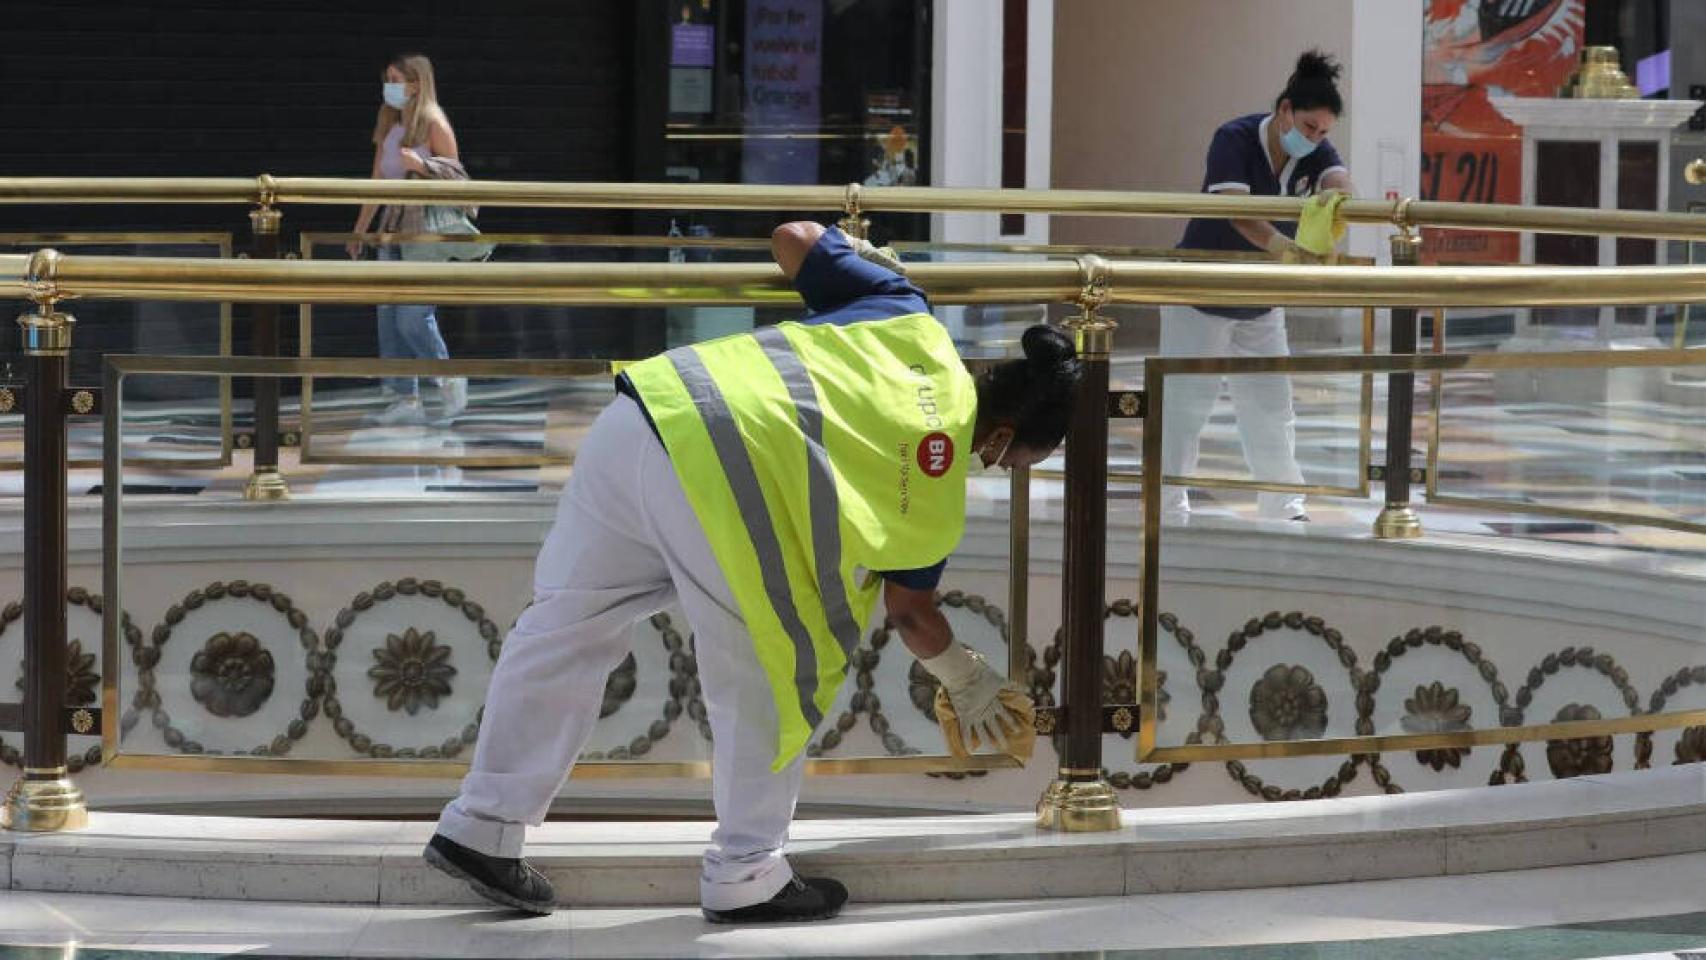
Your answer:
[1158,305,1306,519]
[437,395,803,912]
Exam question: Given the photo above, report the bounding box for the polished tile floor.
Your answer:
[0,851,1701,958]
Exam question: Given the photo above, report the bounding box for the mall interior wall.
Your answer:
[1051,0,1373,252]
[0,0,635,236]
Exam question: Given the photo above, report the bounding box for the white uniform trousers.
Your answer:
[1158,305,1306,519]
[436,394,804,912]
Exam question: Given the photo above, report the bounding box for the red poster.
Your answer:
[1421,0,1585,263]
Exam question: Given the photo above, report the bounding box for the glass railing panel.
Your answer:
[1122,303,1372,510]
[0,235,233,469]
[297,370,600,471]
[103,357,1028,776]
[1429,341,1706,539]
[294,235,1065,466]
[1138,353,1706,798]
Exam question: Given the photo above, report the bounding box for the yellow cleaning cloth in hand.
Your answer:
[932,686,1037,762]
[1295,190,1349,259]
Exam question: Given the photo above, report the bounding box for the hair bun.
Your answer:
[1295,50,1342,82]
[1021,324,1076,369]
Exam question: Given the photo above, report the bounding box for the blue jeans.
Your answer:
[376,245,449,398]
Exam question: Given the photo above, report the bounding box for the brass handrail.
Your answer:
[2,177,1705,241]
[0,253,28,293]
[302,229,1376,264]
[17,251,1706,307]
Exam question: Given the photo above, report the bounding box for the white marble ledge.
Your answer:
[1490,95,1704,131]
[0,766,1700,905]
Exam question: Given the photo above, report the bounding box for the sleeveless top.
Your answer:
[378,125,407,180]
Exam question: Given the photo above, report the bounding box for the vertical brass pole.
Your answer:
[3,250,88,832]
[1374,227,1423,539]
[1037,255,1121,833]
[837,183,870,239]
[243,174,289,501]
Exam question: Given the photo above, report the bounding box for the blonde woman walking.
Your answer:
[349,53,468,426]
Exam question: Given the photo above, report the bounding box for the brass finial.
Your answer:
[1560,47,1640,99]
[256,172,279,208]
[1391,197,1418,239]
[837,182,869,239]
[23,248,63,308]
[17,249,75,356]
[1064,254,1116,357]
[251,173,282,235]
[1075,254,1111,313]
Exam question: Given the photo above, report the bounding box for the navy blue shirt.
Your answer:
[618,228,947,592]
[794,228,930,324]
[1177,113,1346,319]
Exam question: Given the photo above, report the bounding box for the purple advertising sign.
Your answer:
[1635,49,1669,98]
[671,23,715,68]
[742,0,822,184]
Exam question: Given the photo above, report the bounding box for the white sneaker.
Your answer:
[437,377,468,421]
[372,397,426,426]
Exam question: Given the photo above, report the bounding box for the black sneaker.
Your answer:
[423,833,556,915]
[702,875,849,925]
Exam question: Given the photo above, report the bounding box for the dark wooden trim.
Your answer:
[1058,353,1111,780]
[1384,241,1421,508]
[23,352,69,770]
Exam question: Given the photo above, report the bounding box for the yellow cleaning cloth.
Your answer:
[932,686,1037,762]
[1294,190,1349,259]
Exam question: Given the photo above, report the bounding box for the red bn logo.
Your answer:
[917,432,954,478]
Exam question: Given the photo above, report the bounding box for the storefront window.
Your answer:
[661,0,931,240]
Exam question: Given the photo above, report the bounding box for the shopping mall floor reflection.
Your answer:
[14,364,1706,558]
[0,852,1702,959]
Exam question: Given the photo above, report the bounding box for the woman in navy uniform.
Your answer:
[1164,50,1355,521]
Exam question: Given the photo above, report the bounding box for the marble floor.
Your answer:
[0,851,1701,958]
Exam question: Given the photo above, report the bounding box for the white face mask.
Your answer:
[974,433,1013,476]
[1281,122,1318,159]
[383,82,410,109]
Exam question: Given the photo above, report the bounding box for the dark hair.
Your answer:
[976,325,1084,451]
[1276,50,1343,115]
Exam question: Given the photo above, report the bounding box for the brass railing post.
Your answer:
[1037,255,1122,832]
[837,183,869,239]
[3,250,88,832]
[1374,211,1423,539]
[243,174,288,501]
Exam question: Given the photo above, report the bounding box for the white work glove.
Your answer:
[834,227,906,274]
[919,643,1013,752]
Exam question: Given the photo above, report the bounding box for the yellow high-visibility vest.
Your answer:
[623,312,975,768]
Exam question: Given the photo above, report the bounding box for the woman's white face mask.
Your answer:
[383,82,410,109]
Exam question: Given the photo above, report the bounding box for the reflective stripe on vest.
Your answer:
[667,345,828,731]
[751,326,863,662]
